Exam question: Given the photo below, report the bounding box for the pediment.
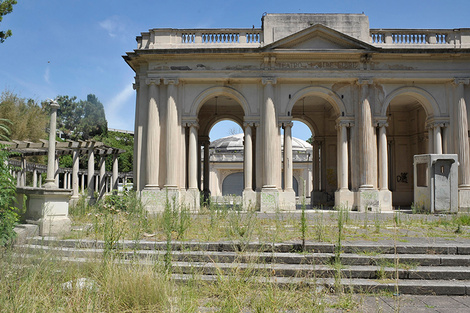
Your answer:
[264,24,377,51]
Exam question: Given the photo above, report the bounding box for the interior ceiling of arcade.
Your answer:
[198,96,244,137]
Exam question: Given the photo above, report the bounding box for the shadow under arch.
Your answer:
[381,86,441,117]
[286,86,347,117]
[191,86,250,117]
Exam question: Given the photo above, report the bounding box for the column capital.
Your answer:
[146,78,161,86]
[185,120,199,128]
[163,78,179,85]
[283,121,294,128]
[262,77,277,85]
[335,117,354,128]
[374,117,389,128]
[199,136,210,145]
[49,99,60,110]
[453,78,470,86]
[357,78,374,85]
[243,122,253,128]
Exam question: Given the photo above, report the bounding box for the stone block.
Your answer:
[279,190,296,211]
[335,189,354,210]
[260,188,280,212]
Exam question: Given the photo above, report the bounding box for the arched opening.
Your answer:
[291,95,339,207]
[196,95,246,204]
[386,94,430,208]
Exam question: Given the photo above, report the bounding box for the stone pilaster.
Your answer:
[243,122,257,209]
[335,118,354,209]
[164,78,179,189]
[376,119,392,211]
[145,78,161,190]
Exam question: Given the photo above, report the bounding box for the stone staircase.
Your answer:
[16,236,470,296]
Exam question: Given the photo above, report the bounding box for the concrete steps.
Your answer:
[15,237,470,295]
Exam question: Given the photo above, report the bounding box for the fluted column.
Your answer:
[87,146,95,201]
[455,79,470,187]
[262,77,277,188]
[188,122,199,190]
[164,78,179,189]
[336,121,349,190]
[44,100,59,188]
[283,121,293,191]
[72,148,79,199]
[378,122,389,190]
[244,122,253,191]
[358,80,374,188]
[145,79,161,189]
[254,122,262,191]
[442,123,449,154]
[202,138,210,198]
[434,123,443,154]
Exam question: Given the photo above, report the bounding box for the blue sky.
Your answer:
[1,0,470,141]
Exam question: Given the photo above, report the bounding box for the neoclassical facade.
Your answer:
[124,13,470,212]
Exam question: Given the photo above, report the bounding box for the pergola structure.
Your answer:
[2,139,128,202]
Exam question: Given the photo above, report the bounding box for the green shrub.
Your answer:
[0,144,18,246]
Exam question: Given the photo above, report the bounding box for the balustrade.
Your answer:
[370,29,456,46]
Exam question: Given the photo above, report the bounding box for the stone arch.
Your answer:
[204,116,244,138]
[381,86,441,117]
[190,86,249,116]
[286,86,347,117]
[292,116,319,138]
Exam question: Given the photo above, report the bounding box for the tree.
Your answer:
[0,0,17,43]
[53,94,107,140]
[95,130,134,173]
[0,90,48,142]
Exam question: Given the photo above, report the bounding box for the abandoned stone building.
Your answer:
[124,13,470,212]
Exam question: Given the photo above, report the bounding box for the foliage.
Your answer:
[0,0,16,43]
[94,130,133,173]
[0,144,19,246]
[0,117,11,141]
[0,91,48,142]
[51,94,108,141]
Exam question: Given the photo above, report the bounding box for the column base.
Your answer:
[260,188,280,212]
[459,187,470,211]
[15,187,72,236]
[355,187,380,212]
[279,189,296,211]
[242,189,257,210]
[181,188,200,212]
[334,189,354,210]
[141,188,182,213]
[378,189,392,212]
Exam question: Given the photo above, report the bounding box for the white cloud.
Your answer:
[44,67,51,84]
[105,83,135,131]
[99,16,127,38]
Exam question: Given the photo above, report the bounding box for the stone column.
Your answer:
[81,173,85,193]
[112,154,119,191]
[262,77,277,189]
[455,79,470,187]
[434,123,443,154]
[33,168,38,188]
[427,124,434,154]
[283,122,293,191]
[54,157,59,187]
[378,122,389,190]
[358,81,374,189]
[20,157,26,187]
[87,146,95,201]
[254,122,262,191]
[99,156,106,199]
[44,99,60,188]
[188,122,199,190]
[164,78,179,189]
[145,79,160,189]
[38,172,42,187]
[312,140,320,191]
[202,138,210,196]
[244,122,253,191]
[336,121,349,190]
[442,123,449,154]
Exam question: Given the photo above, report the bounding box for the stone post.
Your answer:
[112,153,119,191]
[87,145,95,201]
[164,78,179,189]
[33,168,37,188]
[99,156,106,199]
[145,79,160,189]
[44,99,60,188]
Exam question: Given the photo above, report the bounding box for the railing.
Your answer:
[370,29,462,47]
[138,29,262,49]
